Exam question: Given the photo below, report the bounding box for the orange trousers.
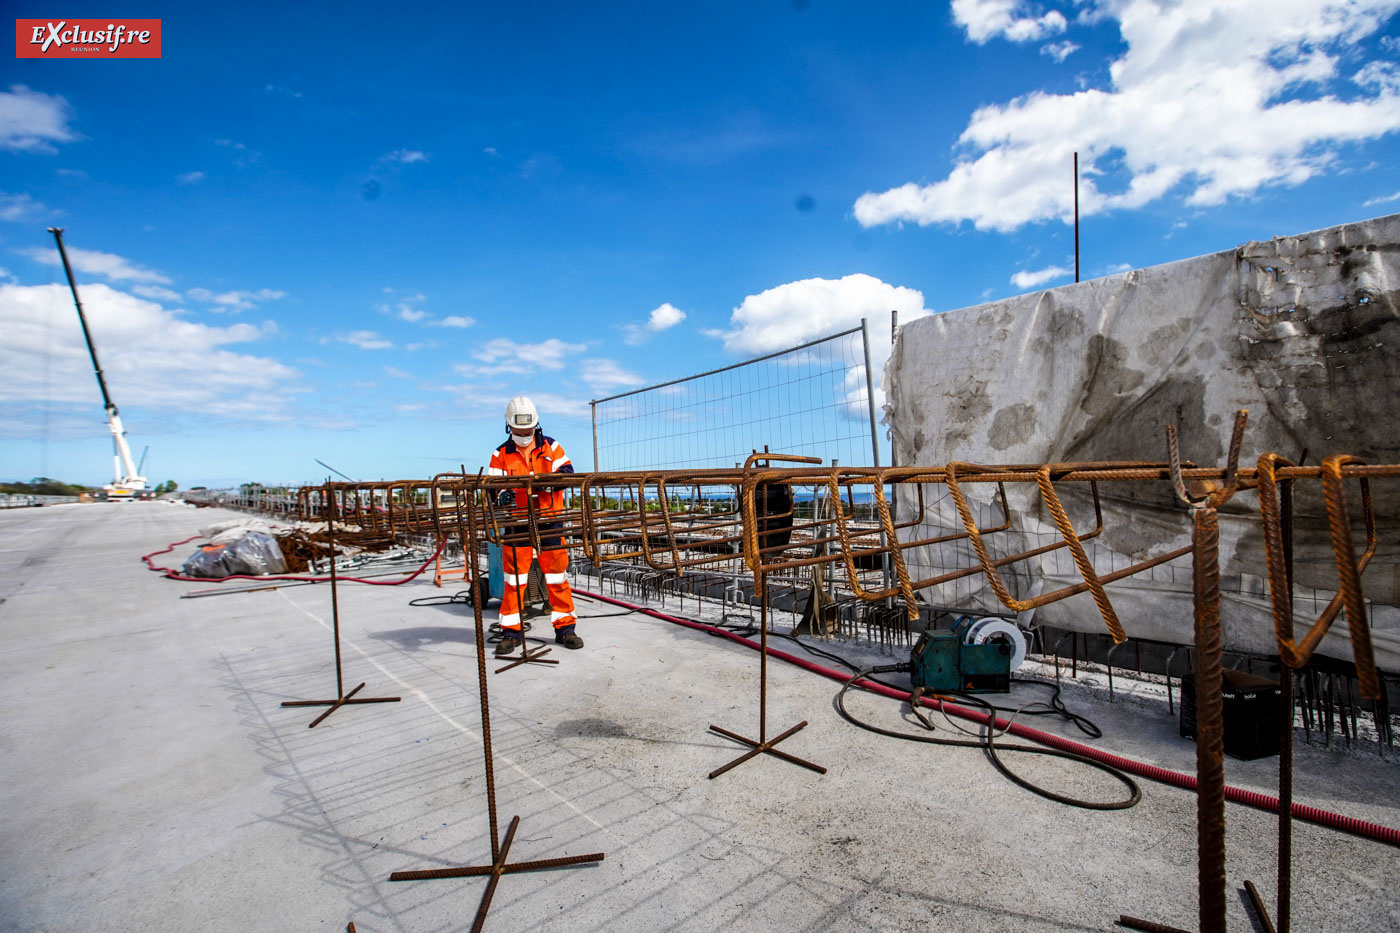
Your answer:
[497,545,575,632]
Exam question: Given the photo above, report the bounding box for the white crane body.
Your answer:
[49,227,150,500]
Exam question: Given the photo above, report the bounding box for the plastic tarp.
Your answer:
[883,213,1400,670]
[180,531,287,578]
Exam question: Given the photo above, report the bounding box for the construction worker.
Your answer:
[488,395,582,655]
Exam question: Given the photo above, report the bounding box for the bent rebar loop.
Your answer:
[1324,454,1382,699]
[941,462,1190,618]
[738,452,823,575]
[645,477,740,577]
[296,486,313,522]
[870,468,920,620]
[1168,410,1248,513]
[636,472,677,575]
[816,468,993,603]
[433,469,483,564]
[942,461,1073,611]
[1257,452,1305,669]
[580,472,648,564]
[825,468,900,603]
[578,471,603,564]
[1034,465,1124,642]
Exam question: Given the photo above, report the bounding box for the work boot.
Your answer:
[495,631,522,656]
[555,624,584,650]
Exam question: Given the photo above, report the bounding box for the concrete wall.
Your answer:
[884,213,1400,669]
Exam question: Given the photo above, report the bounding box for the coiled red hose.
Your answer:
[577,587,1400,849]
[143,534,447,586]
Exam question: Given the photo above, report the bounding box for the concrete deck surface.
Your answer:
[2,502,1398,932]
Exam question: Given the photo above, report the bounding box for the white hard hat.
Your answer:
[505,395,539,432]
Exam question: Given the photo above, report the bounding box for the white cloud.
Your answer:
[856,0,1400,233]
[0,282,299,427]
[383,366,414,380]
[0,85,78,153]
[1041,40,1079,63]
[461,337,587,376]
[339,330,393,350]
[377,295,433,323]
[382,149,429,165]
[439,315,476,328]
[0,192,48,221]
[1364,189,1400,206]
[952,0,1068,43]
[187,287,285,312]
[580,358,643,392]
[648,302,686,330]
[130,284,182,302]
[712,274,932,418]
[176,171,205,185]
[19,244,171,284]
[1010,264,1074,289]
[714,273,928,354]
[623,301,688,344]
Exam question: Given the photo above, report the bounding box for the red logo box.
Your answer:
[16,19,161,58]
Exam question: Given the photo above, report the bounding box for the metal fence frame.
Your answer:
[589,320,882,472]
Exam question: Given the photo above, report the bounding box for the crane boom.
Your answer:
[49,227,147,495]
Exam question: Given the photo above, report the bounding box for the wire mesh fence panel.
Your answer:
[591,325,878,471]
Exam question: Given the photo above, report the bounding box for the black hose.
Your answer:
[836,666,1141,811]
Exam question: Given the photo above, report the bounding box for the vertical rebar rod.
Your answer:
[461,476,501,861]
[1192,505,1227,933]
[759,569,768,744]
[328,484,344,699]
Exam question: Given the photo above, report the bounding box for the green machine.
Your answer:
[909,616,1021,693]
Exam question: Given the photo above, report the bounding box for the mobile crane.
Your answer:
[49,227,151,500]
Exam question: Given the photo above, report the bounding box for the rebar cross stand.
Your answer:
[281,484,399,728]
[390,477,603,932]
[708,570,827,780]
[493,640,558,674]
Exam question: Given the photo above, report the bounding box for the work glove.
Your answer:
[494,489,514,509]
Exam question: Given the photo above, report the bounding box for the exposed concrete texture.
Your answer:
[3,502,1400,931]
[884,213,1400,668]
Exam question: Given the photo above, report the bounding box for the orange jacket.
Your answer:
[487,431,574,512]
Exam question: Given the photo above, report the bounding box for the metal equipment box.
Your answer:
[910,631,1012,693]
[1179,668,1282,760]
[911,631,962,691]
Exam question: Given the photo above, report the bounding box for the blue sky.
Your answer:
[3,0,1399,488]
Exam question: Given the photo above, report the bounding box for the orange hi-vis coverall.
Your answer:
[487,431,576,634]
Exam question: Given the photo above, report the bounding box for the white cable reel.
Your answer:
[964,617,1028,671]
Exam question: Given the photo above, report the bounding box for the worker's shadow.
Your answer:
[368,625,472,651]
[369,599,554,652]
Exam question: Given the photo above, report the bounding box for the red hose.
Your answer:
[143,534,448,586]
[577,587,1400,849]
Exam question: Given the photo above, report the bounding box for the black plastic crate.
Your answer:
[1179,668,1282,760]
